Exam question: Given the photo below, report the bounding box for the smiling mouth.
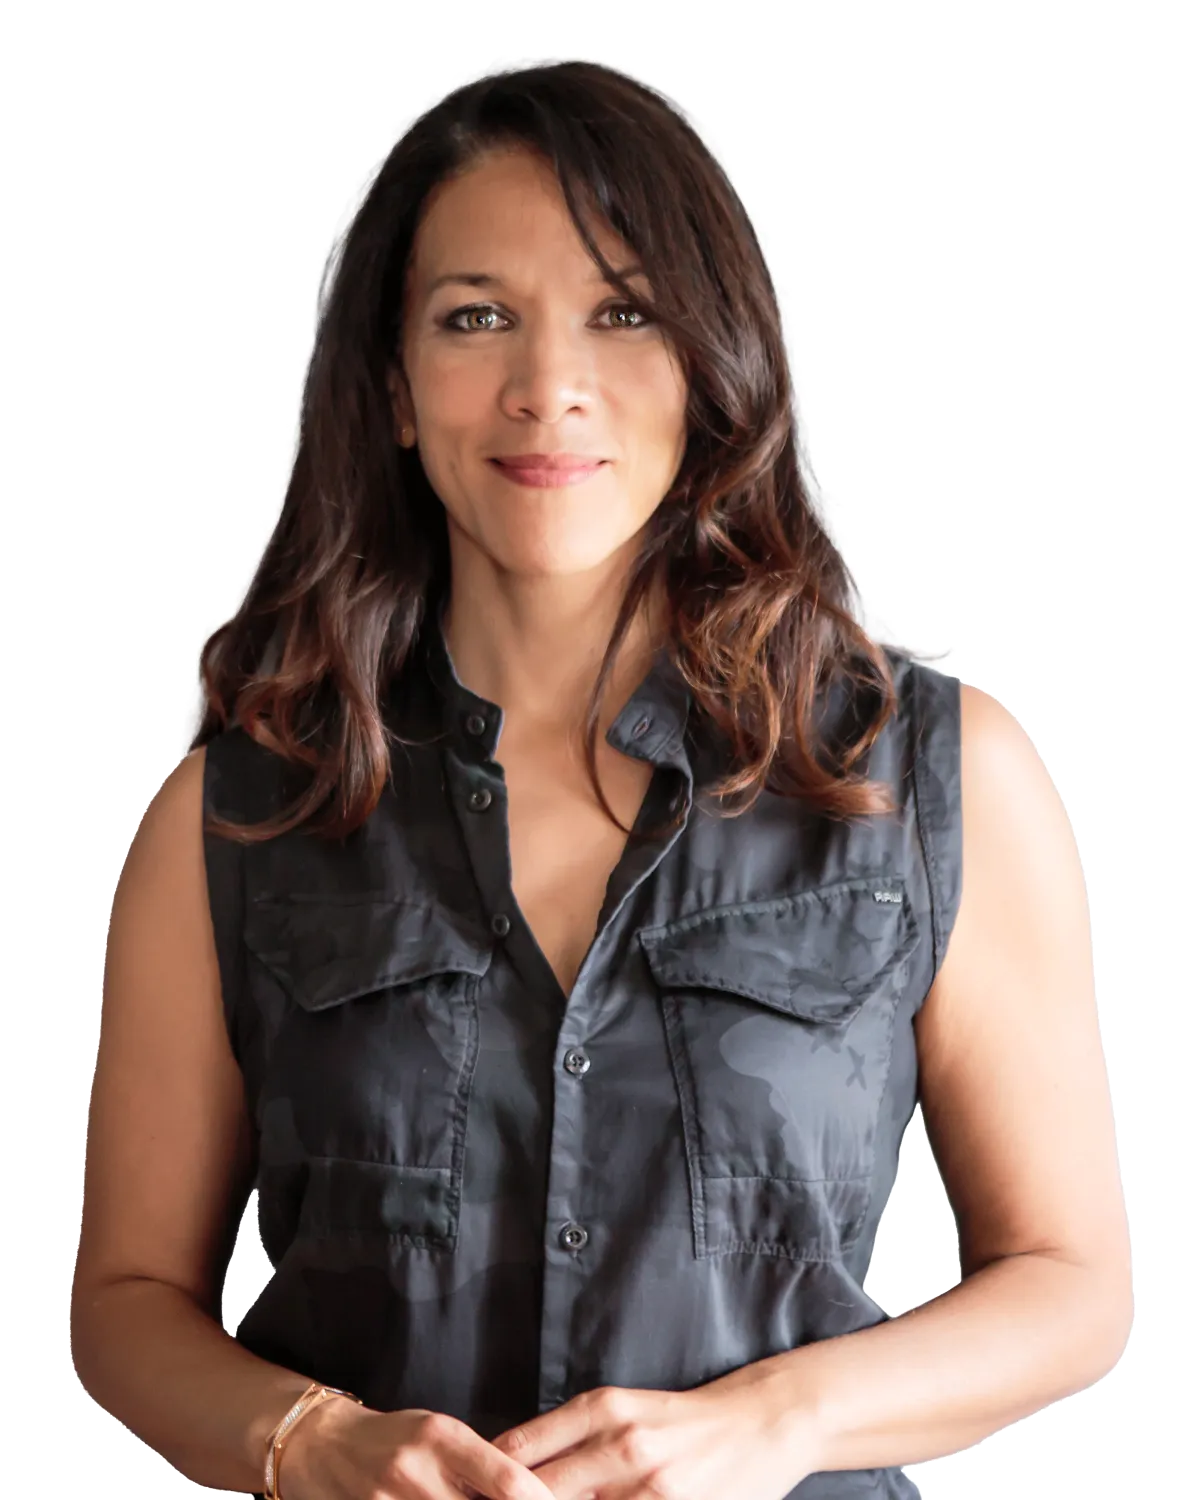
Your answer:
[488,459,608,488]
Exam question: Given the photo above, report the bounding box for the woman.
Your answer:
[71,60,1132,1500]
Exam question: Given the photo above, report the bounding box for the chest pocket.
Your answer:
[243,894,495,1256]
[638,874,920,1263]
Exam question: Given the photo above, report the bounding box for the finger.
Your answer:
[519,1445,615,1500]
[446,1423,560,1500]
[490,1392,597,1468]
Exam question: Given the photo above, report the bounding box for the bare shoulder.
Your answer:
[913,681,1132,1338]
[108,744,211,1002]
[73,743,254,1320]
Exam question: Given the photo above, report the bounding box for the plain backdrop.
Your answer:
[3,2,1196,1496]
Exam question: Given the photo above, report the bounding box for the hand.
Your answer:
[484,1376,819,1500]
[278,1394,560,1499]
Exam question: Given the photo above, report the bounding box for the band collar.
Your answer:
[419,593,694,775]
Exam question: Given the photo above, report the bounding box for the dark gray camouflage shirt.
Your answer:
[202,601,963,1500]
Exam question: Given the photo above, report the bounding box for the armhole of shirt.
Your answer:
[201,731,247,1064]
[908,660,965,1007]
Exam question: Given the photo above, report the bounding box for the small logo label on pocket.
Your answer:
[872,888,902,903]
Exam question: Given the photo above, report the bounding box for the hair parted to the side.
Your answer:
[191,58,946,845]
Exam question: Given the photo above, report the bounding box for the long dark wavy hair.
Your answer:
[192,59,943,844]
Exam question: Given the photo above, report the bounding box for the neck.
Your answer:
[439,560,665,745]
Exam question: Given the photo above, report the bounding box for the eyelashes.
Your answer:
[440,301,656,334]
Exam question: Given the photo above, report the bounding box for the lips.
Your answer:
[489,456,608,488]
[490,455,608,471]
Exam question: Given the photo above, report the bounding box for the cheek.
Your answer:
[615,360,688,483]
[418,353,494,428]
[615,345,690,438]
[407,359,492,497]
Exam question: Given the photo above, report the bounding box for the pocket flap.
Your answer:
[297,1156,459,1244]
[637,876,917,1024]
[244,895,494,1012]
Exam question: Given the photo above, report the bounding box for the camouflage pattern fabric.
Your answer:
[203,600,962,1500]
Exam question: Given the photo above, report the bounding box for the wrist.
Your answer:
[756,1356,830,1475]
[244,1377,321,1477]
[706,1351,829,1476]
[275,1392,372,1492]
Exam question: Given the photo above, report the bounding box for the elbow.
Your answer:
[69,1280,100,1394]
[1078,1265,1135,1385]
[1027,1247,1134,1390]
[70,1271,142,1396]
[1100,1289,1134,1376]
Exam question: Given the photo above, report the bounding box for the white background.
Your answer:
[3,2,1195,1495]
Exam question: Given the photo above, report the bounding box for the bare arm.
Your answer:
[714,681,1134,1472]
[70,746,321,1492]
[72,1279,322,1491]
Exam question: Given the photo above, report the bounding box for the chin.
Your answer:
[447,495,658,579]
[484,520,649,578]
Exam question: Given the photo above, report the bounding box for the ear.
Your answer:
[385,362,413,444]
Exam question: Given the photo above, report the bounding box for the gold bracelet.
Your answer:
[263,1381,364,1498]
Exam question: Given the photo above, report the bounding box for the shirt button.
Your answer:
[467,787,493,811]
[631,714,653,738]
[563,1047,590,1076]
[559,1222,589,1251]
[490,913,511,938]
[465,712,487,736]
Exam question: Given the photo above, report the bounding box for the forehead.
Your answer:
[406,148,637,292]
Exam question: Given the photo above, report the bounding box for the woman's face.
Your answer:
[389,147,688,580]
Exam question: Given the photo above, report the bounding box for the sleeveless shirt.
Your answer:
[202,599,963,1500]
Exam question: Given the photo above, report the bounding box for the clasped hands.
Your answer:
[473,1369,821,1500]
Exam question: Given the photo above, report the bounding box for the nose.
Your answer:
[496,315,597,426]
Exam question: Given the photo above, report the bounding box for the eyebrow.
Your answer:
[425,262,645,297]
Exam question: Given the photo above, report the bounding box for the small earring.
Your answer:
[400,424,414,446]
